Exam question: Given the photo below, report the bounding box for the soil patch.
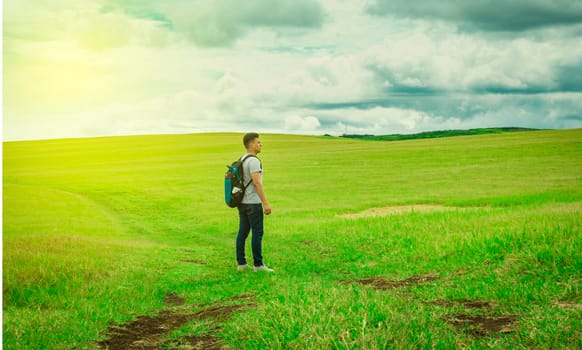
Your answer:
[192,304,251,322]
[97,295,254,349]
[340,204,479,219]
[165,331,223,350]
[229,294,254,301]
[342,273,439,290]
[432,299,492,310]
[554,301,582,311]
[164,293,185,307]
[444,314,519,337]
[97,310,197,349]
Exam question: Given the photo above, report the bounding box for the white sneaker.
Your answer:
[254,265,274,272]
[237,264,249,271]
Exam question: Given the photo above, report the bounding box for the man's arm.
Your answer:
[251,171,271,215]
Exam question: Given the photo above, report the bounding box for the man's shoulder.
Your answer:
[242,154,261,162]
[242,154,262,171]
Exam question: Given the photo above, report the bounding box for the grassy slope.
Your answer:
[3,129,581,349]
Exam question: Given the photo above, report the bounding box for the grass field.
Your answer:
[3,129,581,349]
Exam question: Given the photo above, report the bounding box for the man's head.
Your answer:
[243,132,262,154]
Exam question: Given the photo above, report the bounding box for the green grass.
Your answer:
[3,129,582,349]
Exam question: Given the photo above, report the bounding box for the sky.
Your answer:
[3,0,582,141]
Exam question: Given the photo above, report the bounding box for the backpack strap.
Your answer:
[240,154,259,188]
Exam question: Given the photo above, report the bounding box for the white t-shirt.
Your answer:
[241,154,262,204]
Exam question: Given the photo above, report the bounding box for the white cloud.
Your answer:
[362,30,582,93]
[313,106,451,135]
[284,115,321,131]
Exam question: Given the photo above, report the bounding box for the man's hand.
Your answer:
[263,203,272,215]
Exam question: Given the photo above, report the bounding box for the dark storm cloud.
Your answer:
[366,0,582,32]
[555,65,582,92]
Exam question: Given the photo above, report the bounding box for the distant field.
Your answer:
[340,127,539,141]
[3,129,581,349]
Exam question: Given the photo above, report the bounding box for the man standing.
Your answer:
[236,133,274,272]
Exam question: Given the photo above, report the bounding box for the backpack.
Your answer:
[224,154,257,208]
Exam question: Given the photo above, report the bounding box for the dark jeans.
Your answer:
[236,203,264,267]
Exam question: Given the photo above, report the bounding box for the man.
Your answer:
[236,133,274,272]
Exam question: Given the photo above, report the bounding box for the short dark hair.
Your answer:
[243,132,259,148]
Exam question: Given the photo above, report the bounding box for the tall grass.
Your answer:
[3,129,581,349]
